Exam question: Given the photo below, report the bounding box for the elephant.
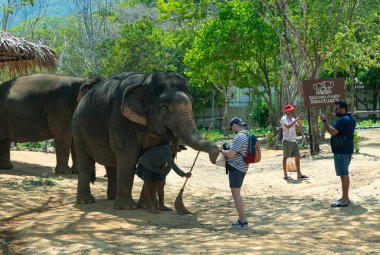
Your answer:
[72,71,219,210]
[0,73,102,174]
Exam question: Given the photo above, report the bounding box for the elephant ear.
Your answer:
[77,83,95,102]
[120,83,147,126]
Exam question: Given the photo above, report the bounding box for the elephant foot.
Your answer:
[113,198,137,210]
[137,199,147,209]
[0,162,13,169]
[77,194,95,204]
[55,165,72,174]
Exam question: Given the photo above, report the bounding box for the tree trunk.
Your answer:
[222,82,233,136]
[310,108,320,155]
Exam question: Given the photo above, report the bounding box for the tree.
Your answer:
[357,67,380,119]
[0,0,35,30]
[65,0,117,75]
[185,1,281,134]
[101,18,170,74]
[323,0,380,114]
[259,0,361,154]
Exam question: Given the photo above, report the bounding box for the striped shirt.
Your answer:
[227,130,249,172]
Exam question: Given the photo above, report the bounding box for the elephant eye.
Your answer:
[160,104,170,111]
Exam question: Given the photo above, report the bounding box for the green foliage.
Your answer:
[184,1,279,87]
[354,131,360,153]
[184,0,281,129]
[156,0,214,22]
[199,127,270,141]
[250,127,271,137]
[121,0,155,7]
[264,130,278,144]
[250,98,269,128]
[356,120,380,128]
[14,141,54,152]
[199,129,228,141]
[21,177,58,190]
[101,18,172,75]
[2,177,63,190]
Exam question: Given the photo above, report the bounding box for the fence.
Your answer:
[194,106,255,130]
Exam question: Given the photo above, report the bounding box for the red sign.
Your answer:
[303,78,345,107]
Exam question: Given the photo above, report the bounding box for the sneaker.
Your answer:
[230,220,248,228]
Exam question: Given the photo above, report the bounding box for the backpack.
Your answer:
[240,132,261,164]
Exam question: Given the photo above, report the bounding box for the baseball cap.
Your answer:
[284,104,296,112]
[229,117,246,127]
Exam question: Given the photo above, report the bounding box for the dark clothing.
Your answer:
[136,145,185,182]
[136,164,166,182]
[228,164,246,188]
[331,113,356,154]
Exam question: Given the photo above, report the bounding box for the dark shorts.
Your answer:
[136,165,166,182]
[334,154,352,176]
[227,164,246,188]
[283,140,300,158]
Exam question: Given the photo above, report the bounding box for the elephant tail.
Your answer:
[91,168,96,184]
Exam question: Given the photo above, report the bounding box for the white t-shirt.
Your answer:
[280,114,298,142]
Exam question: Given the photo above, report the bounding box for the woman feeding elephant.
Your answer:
[72,71,219,210]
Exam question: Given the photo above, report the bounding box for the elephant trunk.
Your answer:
[169,103,219,164]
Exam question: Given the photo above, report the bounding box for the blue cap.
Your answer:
[229,117,246,127]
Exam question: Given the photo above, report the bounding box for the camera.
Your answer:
[222,142,230,150]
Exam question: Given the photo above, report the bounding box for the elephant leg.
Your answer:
[70,140,78,174]
[0,139,13,169]
[76,155,96,204]
[113,159,137,210]
[105,166,117,200]
[54,133,72,174]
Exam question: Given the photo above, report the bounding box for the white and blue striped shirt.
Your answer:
[227,130,249,172]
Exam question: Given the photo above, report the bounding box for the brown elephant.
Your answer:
[0,73,102,174]
[72,71,219,210]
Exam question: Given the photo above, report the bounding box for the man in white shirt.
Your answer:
[280,104,308,180]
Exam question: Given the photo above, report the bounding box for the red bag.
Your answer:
[241,133,261,164]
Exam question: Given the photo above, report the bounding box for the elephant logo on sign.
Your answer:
[313,81,334,95]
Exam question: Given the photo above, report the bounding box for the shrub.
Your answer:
[354,131,360,153]
[250,98,269,128]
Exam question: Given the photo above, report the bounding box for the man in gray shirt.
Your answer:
[136,144,191,213]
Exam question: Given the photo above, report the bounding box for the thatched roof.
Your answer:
[0,30,57,75]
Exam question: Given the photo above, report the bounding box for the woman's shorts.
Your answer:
[334,154,352,176]
[227,164,246,188]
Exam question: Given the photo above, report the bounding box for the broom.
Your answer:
[175,122,213,214]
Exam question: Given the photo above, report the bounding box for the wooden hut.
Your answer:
[0,30,57,75]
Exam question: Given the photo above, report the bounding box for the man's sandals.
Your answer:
[283,175,309,180]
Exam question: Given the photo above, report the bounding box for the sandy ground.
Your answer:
[0,130,379,255]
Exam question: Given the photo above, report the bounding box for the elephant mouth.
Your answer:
[165,126,177,140]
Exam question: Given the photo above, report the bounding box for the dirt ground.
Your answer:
[0,130,379,255]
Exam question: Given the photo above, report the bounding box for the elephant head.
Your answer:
[120,72,219,163]
[76,76,103,101]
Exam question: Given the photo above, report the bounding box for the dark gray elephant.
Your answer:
[0,73,102,174]
[72,71,219,210]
